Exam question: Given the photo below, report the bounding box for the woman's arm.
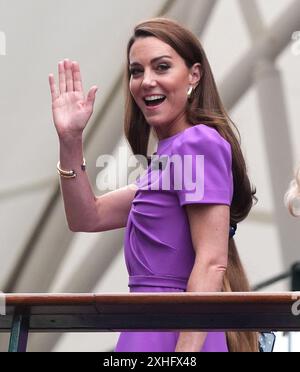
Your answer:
[58,134,138,233]
[175,203,229,352]
[49,60,137,233]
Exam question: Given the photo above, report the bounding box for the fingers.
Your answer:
[53,59,95,99]
[48,74,59,101]
[64,59,74,92]
[86,86,98,107]
[72,61,83,93]
[58,61,66,94]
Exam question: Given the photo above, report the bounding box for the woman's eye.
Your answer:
[157,64,170,72]
[129,64,170,77]
[130,68,143,76]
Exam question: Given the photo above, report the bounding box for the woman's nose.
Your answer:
[141,70,157,88]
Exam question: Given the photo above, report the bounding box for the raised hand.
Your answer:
[49,59,98,140]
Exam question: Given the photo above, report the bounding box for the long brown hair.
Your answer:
[124,17,258,352]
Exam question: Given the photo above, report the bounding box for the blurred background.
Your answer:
[0,0,300,352]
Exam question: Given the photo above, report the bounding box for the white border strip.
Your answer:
[0,31,6,56]
[0,292,6,316]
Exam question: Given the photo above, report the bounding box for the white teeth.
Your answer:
[144,95,165,102]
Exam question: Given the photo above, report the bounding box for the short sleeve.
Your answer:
[171,125,233,207]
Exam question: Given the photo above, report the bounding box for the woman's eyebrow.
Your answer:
[129,55,172,67]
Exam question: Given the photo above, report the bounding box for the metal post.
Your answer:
[8,312,30,352]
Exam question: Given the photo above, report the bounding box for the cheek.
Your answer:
[129,80,135,97]
[166,76,189,103]
[129,82,140,106]
[168,88,187,105]
[129,77,139,94]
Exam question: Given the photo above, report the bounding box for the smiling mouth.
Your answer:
[144,96,166,107]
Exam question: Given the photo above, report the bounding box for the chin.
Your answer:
[144,115,170,127]
[143,116,160,126]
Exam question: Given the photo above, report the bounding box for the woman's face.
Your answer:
[129,37,200,139]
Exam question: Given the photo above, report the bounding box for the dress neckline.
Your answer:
[157,125,195,153]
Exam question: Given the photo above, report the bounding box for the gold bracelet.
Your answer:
[57,158,86,179]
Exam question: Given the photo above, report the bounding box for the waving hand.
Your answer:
[49,59,98,139]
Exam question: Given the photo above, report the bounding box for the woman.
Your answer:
[49,18,258,352]
[285,166,300,217]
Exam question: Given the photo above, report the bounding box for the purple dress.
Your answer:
[114,124,233,352]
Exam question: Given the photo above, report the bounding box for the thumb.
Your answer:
[86,86,98,106]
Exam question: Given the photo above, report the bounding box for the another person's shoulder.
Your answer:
[171,124,231,156]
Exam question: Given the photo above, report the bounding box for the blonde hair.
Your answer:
[285,166,300,217]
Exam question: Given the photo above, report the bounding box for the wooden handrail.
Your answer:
[1,292,300,352]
